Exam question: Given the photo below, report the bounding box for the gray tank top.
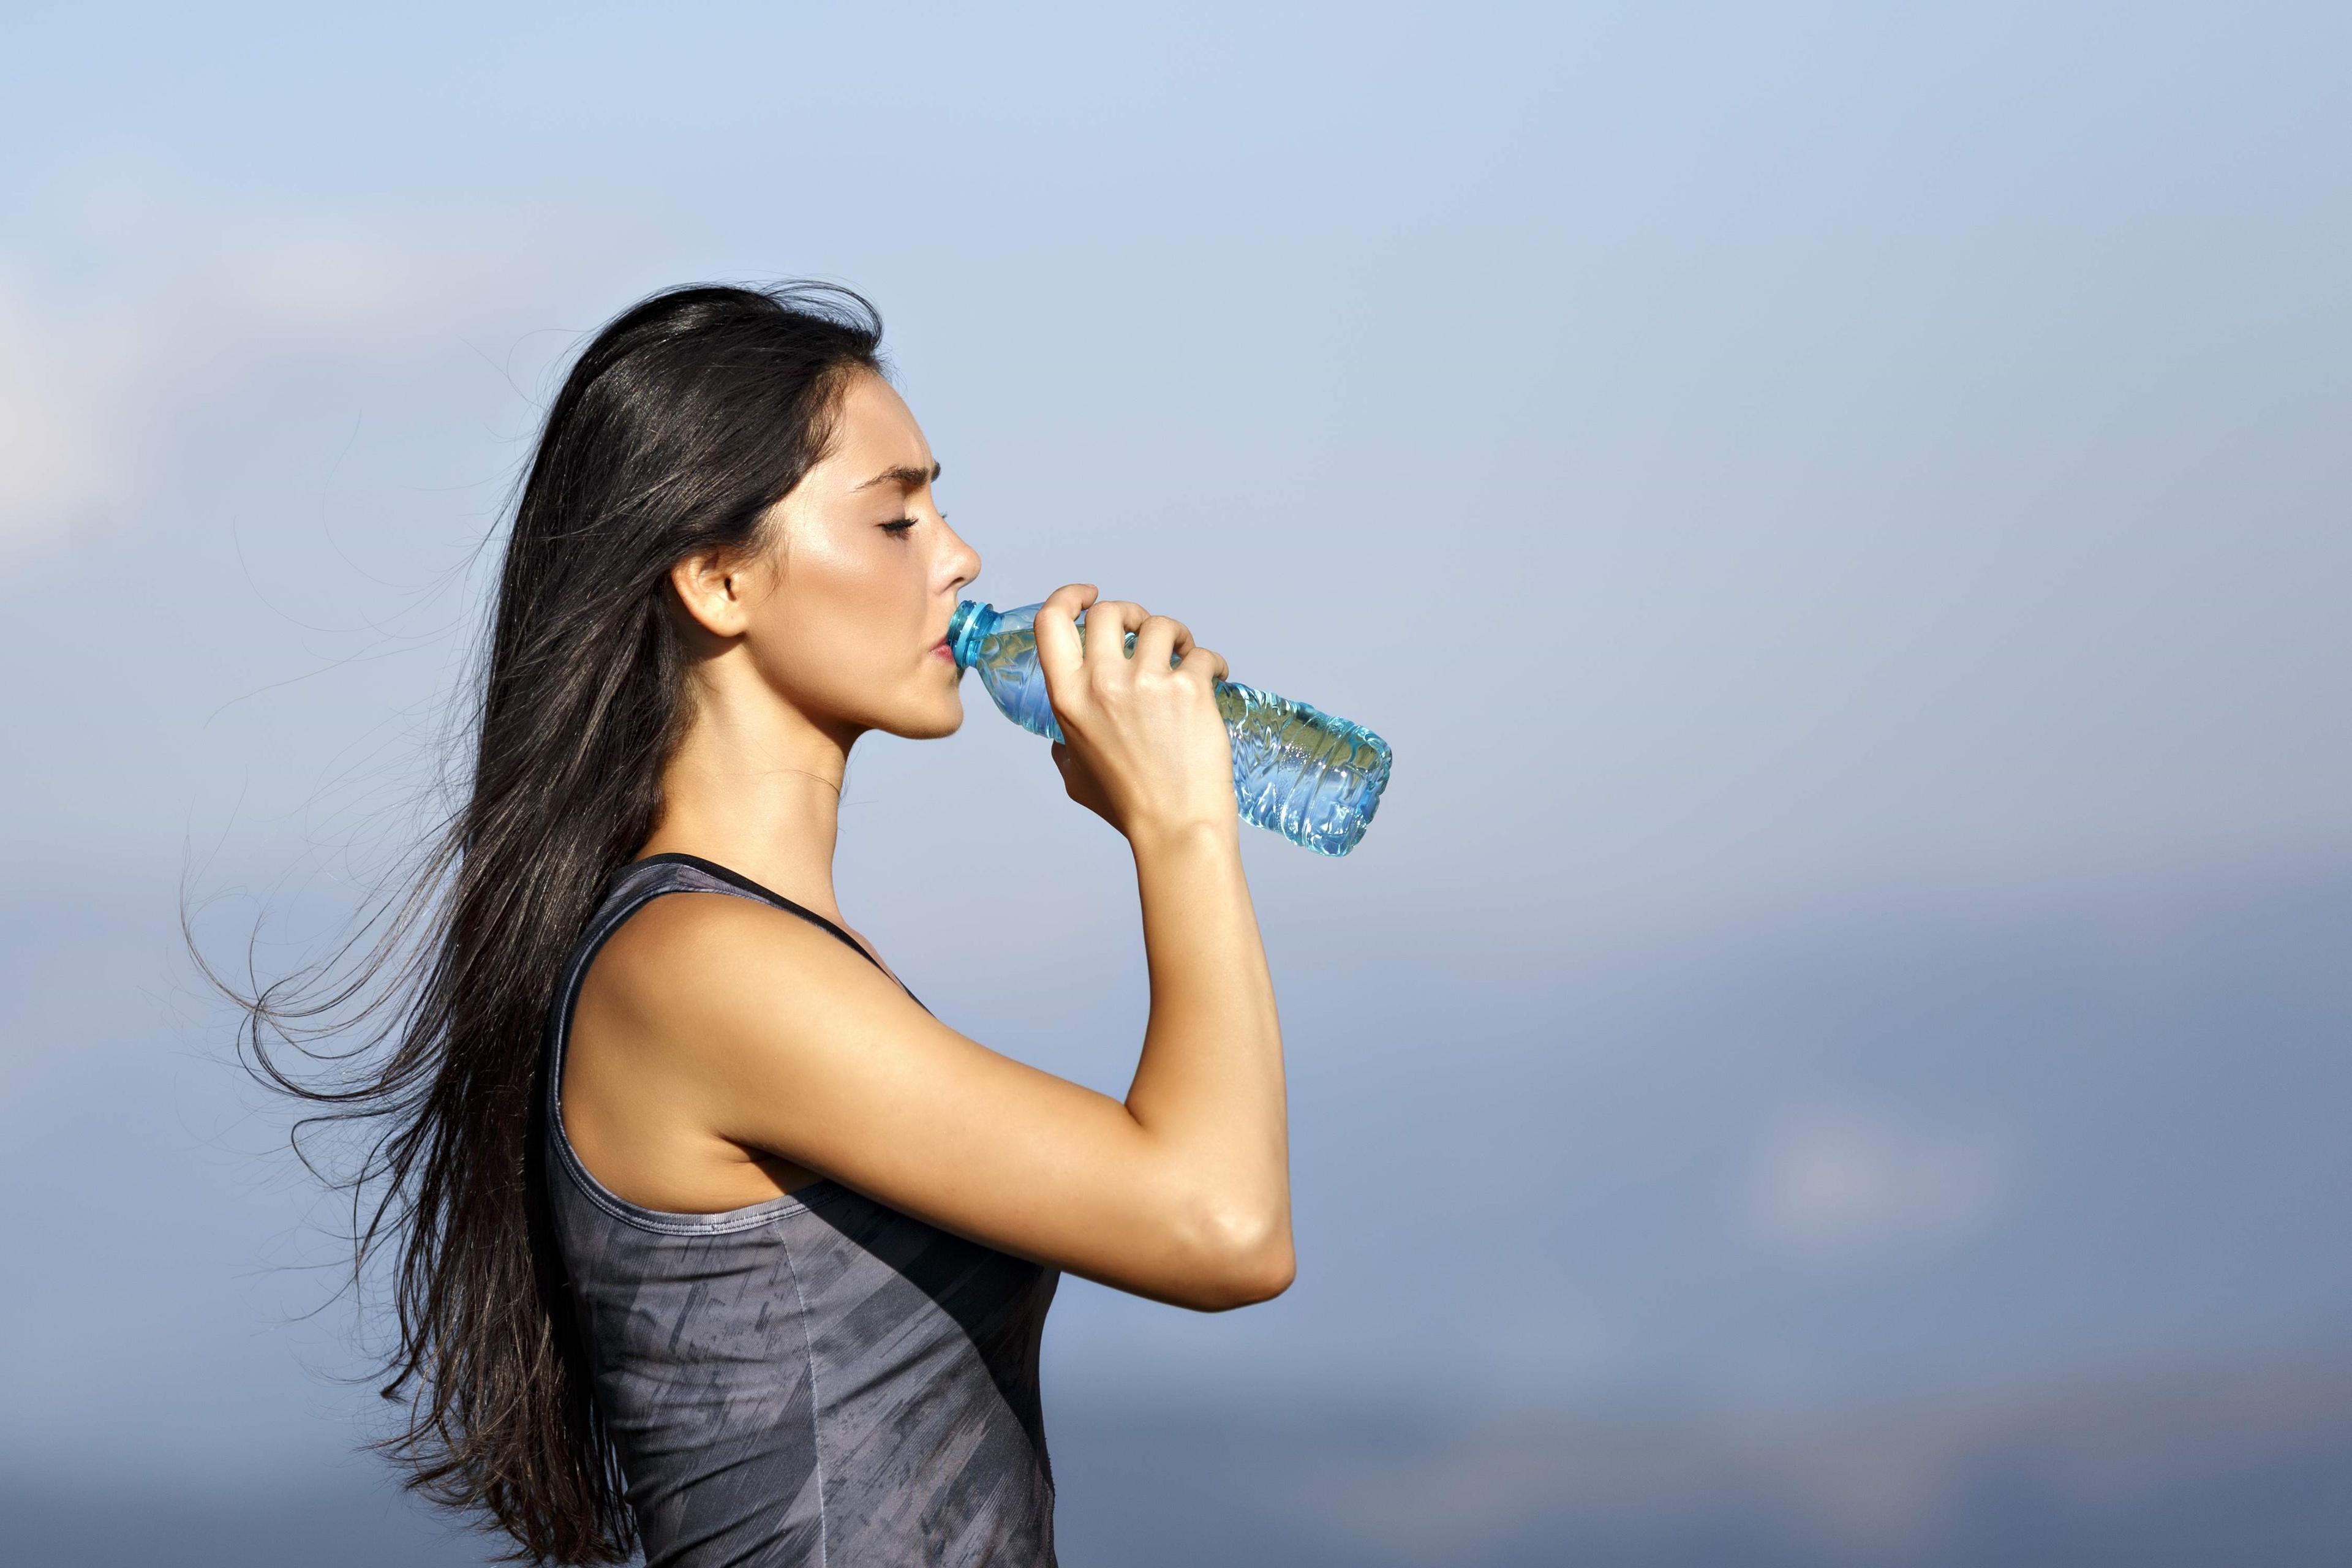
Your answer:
[541,853,1061,1566]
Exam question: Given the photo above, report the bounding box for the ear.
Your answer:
[668,546,761,639]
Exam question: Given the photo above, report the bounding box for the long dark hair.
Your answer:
[190,281,886,1563]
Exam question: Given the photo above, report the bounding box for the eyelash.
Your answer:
[881,513,943,537]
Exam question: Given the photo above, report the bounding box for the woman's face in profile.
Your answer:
[744,368,984,741]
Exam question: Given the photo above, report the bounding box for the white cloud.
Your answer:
[0,276,137,546]
[0,149,592,568]
[1740,1096,2014,1264]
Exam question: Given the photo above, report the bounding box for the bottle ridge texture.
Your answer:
[946,599,1392,857]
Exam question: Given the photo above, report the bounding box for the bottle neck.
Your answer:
[947,600,996,671]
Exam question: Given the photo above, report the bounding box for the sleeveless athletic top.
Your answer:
[541,853,1062,1567]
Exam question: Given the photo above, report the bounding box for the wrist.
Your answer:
[1126,816,1240,863]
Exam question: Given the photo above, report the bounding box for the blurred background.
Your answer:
[4,2,2347,1563]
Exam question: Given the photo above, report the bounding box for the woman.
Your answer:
[220,282,1292,1566]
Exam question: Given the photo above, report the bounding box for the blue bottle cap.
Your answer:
[946,600,995,671]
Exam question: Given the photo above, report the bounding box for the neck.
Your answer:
[635,667,865,927]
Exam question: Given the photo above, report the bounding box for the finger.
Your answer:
[1083,598,1150,641]
[1034,584,1096,691]
[1134,614,1186,671]
[1080,599,1151,671]
[1176,643,1230,686]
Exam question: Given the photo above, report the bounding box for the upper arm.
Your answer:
[594,893,1286,1310]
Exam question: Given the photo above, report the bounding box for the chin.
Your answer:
[873,684,967,741]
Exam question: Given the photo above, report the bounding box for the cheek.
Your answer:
[801,528,921,609]
[753,539,926,693]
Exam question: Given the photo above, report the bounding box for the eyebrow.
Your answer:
[851,461,942,492]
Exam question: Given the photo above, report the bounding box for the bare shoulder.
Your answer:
[570,881,1285,1308]
[582,889,908,1066]
[575,883,1107,1213]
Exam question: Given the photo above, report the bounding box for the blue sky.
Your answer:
[1,2,2346,1554]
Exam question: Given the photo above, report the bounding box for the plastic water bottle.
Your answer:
[946,599,1393,857]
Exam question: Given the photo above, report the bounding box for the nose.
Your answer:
[943,519,981,592]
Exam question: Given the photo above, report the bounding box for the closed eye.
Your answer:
[880,511,944,537]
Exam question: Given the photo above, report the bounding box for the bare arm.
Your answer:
[1122,820,1290,1285]
[603,586,1291,1311]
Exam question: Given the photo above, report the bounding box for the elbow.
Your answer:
[1229,1233,1297,1308]
[1174,1205,1296,1311]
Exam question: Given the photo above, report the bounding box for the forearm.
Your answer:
[1121,822,1290,1251]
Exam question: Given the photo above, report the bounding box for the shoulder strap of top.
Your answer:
[606,852,932,1014]
[542,850,937,1139]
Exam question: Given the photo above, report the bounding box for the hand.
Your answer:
[1034,583,1236,848]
